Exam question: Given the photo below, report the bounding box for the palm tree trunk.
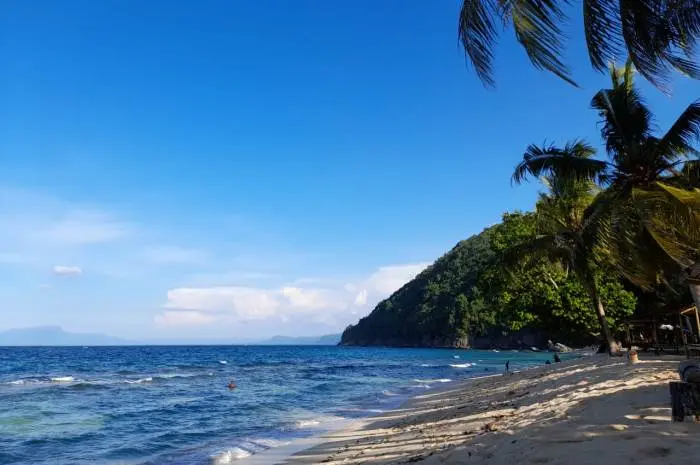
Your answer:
[689,264,700,314]
[690,282,700,311]
[584,280,618,355]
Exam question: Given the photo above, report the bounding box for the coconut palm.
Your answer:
[513,61,700,315]
[630,183,700,308]
[510,142,620,353]
[458,0,700,89]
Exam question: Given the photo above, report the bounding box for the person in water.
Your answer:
[554,353,561,363]
[227,379,237,389]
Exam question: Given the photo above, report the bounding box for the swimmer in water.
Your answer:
[227,379,237,389]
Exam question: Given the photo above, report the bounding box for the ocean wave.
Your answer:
[210,438,291,464]
[335,407,384,414]
[4,379,32,385]
[219,360,227,364]
[294,419,320,428]
[124,377,153,384]
[210,447,251,464]
[449,363,475,368]
[50,376,75,383]
[409,384,431,389]
[413,378,452,383]
[419,363,437,367]
[381,390,400,396]
[157,372,214,380]
[453,355,460,359]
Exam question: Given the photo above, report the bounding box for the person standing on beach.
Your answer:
[505,360,510,373]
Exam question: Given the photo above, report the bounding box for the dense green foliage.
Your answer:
[341,211,637,348]
[341,228,496,347]
[342,58,700,350]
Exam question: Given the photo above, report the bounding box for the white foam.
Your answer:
[420,363,436,367]
[50,376,75,383]
[410,384,431,389]
[211,447,252,464]
[219,360,228,364]
[414,378,452,383]
[381,390,400,396]
[250,438,290,448]
[5,379,28,385]
[449,363,475,368]
[294,419,321,428]
[124,377,153,384]
[453,355,460,359]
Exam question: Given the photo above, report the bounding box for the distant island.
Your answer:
[0,326,341,347]
[254,334,341,346]
[0,326,128,346]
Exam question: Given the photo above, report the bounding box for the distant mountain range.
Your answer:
[0,326,341,346]
[0,326,128,346]
[254,334,341,345]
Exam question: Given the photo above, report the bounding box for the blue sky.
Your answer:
[1,1,698,340]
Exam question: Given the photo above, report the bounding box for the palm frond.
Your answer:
[508,0,577,86]
[458,0,501,87]
[654,1,700,79]
[583,0,624,71]
[633,183,700,269]
[512,140,607,185]
[656,101,700,159]
[499,233,572,272]
[458,0,576,87]
[681,159,700,187]
[591,62,654,164]
[458,0,700,89]
[618,0,671,90]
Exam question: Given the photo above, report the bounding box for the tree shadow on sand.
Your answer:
[285,357,700,465]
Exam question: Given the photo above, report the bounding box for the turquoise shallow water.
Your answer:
[0,345,565,464]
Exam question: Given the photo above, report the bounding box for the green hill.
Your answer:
[340,212,639,349]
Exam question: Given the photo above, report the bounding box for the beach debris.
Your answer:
[547,340,572,352]
[482,422,498,432]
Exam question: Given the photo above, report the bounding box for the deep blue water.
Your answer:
[0,346,563,464]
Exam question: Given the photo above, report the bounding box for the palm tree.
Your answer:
[511,142,620,353]
[458,0,700,89]
[513,61,700,317]
[631,183,700,309]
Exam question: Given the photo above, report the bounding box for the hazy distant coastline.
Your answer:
[0,326,340,346]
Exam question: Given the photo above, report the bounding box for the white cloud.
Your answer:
[282,286,338,311]
[164,287,280,320]
[156,262,430,328]
[354,289,368,306]
[0,188,134,273]
[363,263,430,294]
[52,265,83,276]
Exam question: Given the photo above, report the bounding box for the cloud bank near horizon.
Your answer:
[156,262,430,329]
[0,185,434,337]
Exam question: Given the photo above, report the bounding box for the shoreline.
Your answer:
[242,354,698,465]
[235,351,589,465]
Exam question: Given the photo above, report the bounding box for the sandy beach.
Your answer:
[261,355,700,465]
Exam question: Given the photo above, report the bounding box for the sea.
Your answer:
[0,345,568,464]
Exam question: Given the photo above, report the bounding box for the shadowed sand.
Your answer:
[245,355,700,465]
